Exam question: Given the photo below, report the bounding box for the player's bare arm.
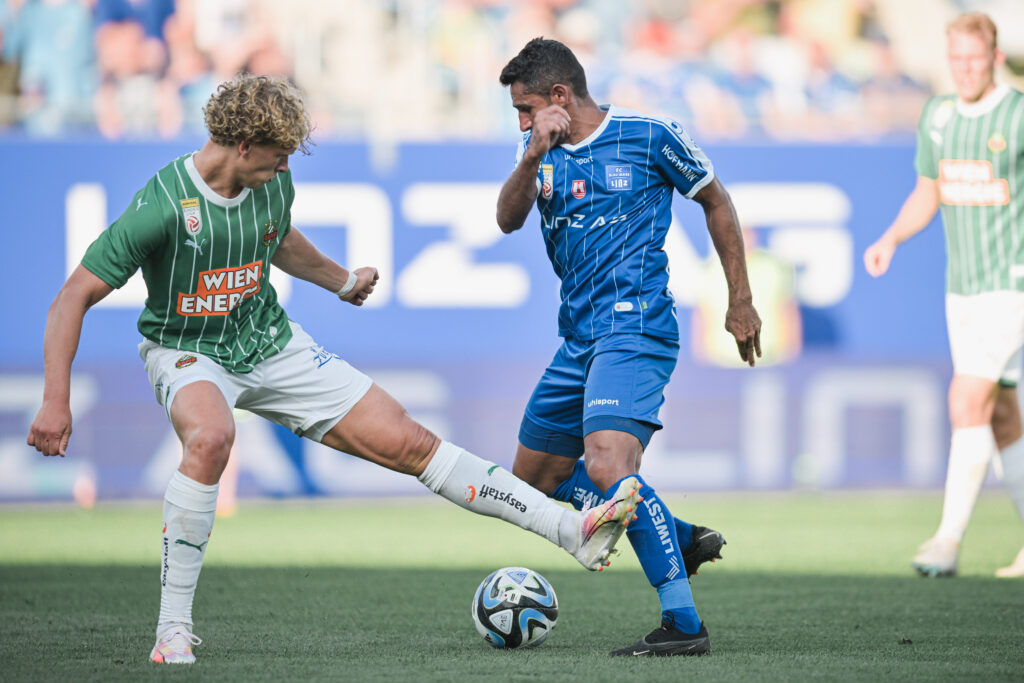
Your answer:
[496,104,571,234]
[864,176,940,277]
[27,266,114,457]
[270,226,378,306]
[695,177,762,366]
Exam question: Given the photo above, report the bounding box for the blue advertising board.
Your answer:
[0,141,963,501]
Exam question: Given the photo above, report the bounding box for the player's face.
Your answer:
[510,81,551,132]
[947,30,1001,104]
[238,142,294,188]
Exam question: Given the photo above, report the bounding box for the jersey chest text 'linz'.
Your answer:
[81,153,294,372]
[517,105,715,341]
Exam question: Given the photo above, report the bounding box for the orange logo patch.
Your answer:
[938,160,1009,206]
[177,262,262,316]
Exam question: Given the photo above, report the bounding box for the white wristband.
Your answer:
[335,271,358,298]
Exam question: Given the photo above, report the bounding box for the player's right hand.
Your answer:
[27,401,72,457]
[863,237,897,277]
[527,105,571,156]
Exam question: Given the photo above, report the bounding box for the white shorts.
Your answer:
[946,292,1024,384]
[139,321,373,441]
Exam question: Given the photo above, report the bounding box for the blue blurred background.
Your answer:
[2,0,1022,502]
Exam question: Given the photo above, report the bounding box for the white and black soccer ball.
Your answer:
[471,567,558,649]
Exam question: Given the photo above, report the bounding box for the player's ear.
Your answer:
[238,138,252,158]
[549,84,570,107]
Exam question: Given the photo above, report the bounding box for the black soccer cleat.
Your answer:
[682,525,726,577]
[609,620,711,657]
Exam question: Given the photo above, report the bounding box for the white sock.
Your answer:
[999,437,1024,523]
[935,425,996,542]
[418,441,578,551]
[158,471,219,637]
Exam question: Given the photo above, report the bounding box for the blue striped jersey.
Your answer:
[515,105,714,341]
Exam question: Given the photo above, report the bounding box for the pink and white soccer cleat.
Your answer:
[572,476,642,571]
[150,626,201,664]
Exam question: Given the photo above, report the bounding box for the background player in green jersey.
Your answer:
[26,74,642,664]
[864,12,1024,579]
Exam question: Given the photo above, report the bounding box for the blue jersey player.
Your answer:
[497,39,762,657]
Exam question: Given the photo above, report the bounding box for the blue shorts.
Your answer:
[519,334,679,458]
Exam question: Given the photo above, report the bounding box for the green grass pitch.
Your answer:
[2,492,1023,682]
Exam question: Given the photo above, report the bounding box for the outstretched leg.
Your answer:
[321,384,639,570]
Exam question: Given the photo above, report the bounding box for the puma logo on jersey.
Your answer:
[136,197,148,210]
[185,237,207,255]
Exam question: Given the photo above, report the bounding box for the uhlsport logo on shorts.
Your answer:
[180,198,202,235]
[175,354,198,369]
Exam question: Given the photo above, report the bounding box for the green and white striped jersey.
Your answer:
[82,153,294,373]
[915,84,1024,294]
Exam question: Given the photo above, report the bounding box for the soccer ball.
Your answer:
[471,566,558,649]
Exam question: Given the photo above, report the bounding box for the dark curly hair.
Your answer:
[499,38,589,98]
[204,75,313,154]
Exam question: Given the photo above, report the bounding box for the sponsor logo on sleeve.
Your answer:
[541,164,554,199]
[180,198,202,235]
[661,145,699,182]
[571,179,586,199]
[177,261,262,316]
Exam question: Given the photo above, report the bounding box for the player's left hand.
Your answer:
[725,301,762,367]
[340,267,379,306]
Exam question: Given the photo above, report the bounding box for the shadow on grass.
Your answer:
[2,566,1022,682]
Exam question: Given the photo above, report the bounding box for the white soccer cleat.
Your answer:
[911,536,959,578]
[995,546,1024,578]
[572,476,642,571]
[150,626,201,664]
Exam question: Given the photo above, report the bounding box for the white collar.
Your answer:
[957,83,1009,118]
[184,153,251,207]
[560,105,614,152]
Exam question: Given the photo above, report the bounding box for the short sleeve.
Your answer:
[652,117,715,199]
[81,177,169,288]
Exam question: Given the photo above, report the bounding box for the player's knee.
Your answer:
[181,424,235,468]
[583,439,638,492]
[948,389,991,428]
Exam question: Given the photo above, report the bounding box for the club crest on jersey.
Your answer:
[180,198,202,235]
[988,132,1007,153]
[262,219,279,246]
[541,164,554,199]
[175,354,198,369]
[571,179,586,199]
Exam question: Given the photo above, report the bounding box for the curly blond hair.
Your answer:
[204,75,313,154]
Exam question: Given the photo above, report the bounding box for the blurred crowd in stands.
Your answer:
[1,0,1021,143]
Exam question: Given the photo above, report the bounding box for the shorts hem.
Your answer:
[583,416,657,449]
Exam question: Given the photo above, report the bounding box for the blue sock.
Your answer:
[553,461,695,550]
[614,474,702,634]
